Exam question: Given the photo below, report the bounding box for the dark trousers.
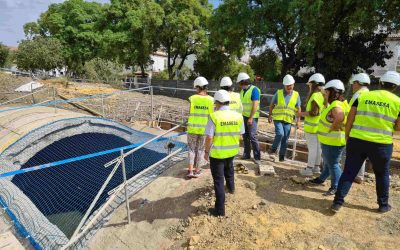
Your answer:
[243,117,260,160]
[210,156,235,216]
[334,137,393,207]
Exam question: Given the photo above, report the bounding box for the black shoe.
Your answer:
[240,155,251,160]
[323,188,337,196]
[228,189,235,194]
[309,177,324,185]
[378,204,392,213]
[279,155,285,162]
[208,208,224,217]
[331,203,342,213]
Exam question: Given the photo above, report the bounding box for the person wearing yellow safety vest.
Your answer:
[268,74,301,162]
[204,90,245,217]
[220,76,243,114]
[299,73,326,176]
[186,76,214,178]
[309,80,348,196]
[238,72,261,164]
[332,71,400,213]
[348,73,370,184]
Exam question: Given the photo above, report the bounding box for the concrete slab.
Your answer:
[0,232,24,250]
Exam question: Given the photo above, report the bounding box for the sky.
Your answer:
[0,0,221,47]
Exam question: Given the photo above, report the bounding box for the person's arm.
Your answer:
[395,117,400,131]
[204,116,215,161]
[204,136,213,161]
[248,88,260,126]
[330,107,345,132]
[268,92,277,123]
[345,106,357,140]
[300,101,320,117]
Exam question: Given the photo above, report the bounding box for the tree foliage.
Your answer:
[35,0,104,73]
[101,0,164,76]
[250,49,281,81]
[213,0,400,81]
[0,43,10,68]
[157,0,212,79]
[83,58,123,83]
[16,37,64,72]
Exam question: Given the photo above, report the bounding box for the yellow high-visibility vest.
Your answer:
[229,92,242,114]
[240,85,260,118]
[187,95,214,135]
[304,92,324,133]
[317,100,348,146]
[350,90,400,144]
[272,89,299,123]
[210,109,243,159]
[349,87,369,107]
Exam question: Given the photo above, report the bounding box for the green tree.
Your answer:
[250,49,281,81]
[101,0,164,77]
[214,0,399,80]
[0,43,10,67]
[16,37,64,72]
[83,58,123,83]
[157,0,212,79]
[193,46,231,80]
[33,0,105,74]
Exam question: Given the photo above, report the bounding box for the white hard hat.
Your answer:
[307,73,325,85]
[236,72,250,83]
[324,79,345,92]
[220,76,233,87]
[283,74,295,86]
[351,73,370,85]
[214,89,231,103]
[380,71,400,86]
[193,76,208,88]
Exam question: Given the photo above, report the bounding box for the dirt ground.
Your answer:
[88,148,400,250]
[2,75,400,249]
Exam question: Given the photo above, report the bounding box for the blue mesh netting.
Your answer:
[0,124,186,249]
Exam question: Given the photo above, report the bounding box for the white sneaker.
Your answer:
[312,166,321,174]
[299,167,314,176]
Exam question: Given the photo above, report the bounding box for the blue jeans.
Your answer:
[271,120,292,157]
[318,143,344,189]
[243,117,260,160]
[334,137,393,206]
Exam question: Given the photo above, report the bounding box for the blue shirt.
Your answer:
[242,84,260,101]
[272,90,301,107]
[205,106,245,136]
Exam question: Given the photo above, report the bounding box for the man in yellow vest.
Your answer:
[220,76,243,113]
[332,71,400,213]
[238,72,261,164]
[349,73,370,184]
[268,74,301,162]
[187,76,214,178]
[204,90,245,217]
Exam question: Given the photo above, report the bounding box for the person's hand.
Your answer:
[204,151,209,162]
[247,117,253,126]
[268,115,272,123]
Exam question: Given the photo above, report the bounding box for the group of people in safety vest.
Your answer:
[186,70,400,216]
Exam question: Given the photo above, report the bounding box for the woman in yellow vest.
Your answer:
[299,73,325,176]
[332,71,400,213]
[309,80,348,196]
[204,90,245,217]
[220,76,243,114]
[348,73,370,184]
[186,76,214,178]
[268,74,301,162]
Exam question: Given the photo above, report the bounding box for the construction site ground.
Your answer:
[2,74,400,249]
